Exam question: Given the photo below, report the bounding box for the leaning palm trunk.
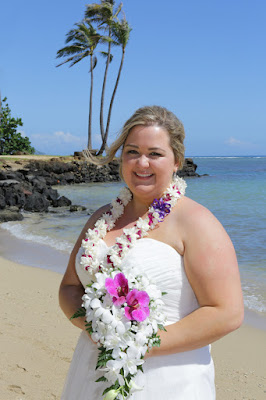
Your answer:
[97,48,125,155]
[88,54,94,149]
[100,27,112,141]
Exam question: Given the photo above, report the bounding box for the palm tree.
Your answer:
[85,1,122,143]
[98,16,131,155]
[56,21,103,149]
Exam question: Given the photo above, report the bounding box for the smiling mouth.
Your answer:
[134,172,153,178]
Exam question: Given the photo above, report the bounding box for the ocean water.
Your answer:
[1,156,265,320]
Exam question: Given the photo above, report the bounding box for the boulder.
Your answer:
[70,205,87,212]
[0,208,24,222]
[42,187,59,202]
[177,158,200,178]
[0,171,7,180]
[24,193,50,212]
[0,194,6,209]
[1,186,26,208]
[0,179,21,187]
[52,196,72,207]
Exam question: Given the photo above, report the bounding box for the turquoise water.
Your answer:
[1,156,265,317]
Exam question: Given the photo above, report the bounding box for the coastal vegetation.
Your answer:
[0,97,35,156]
[56,0,131,155]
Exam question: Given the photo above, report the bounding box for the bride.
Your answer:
[59,105,244,399]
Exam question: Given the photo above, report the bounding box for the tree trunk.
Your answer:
[97,48,125,156]
[99,27,112,140]
[88,54,94,150]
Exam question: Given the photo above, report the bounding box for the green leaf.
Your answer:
[96,348,113,369]
[158,324,167,331]
[70,307,86,320]
[137,364,144,373]
[95,375,108,382]
[102,380,120,396]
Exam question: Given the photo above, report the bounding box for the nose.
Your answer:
[137,154,149,168]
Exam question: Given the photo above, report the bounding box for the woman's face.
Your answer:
[121,125,179,203]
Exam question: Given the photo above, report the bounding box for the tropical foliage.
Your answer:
[0,97,35,155]
[56,0,132,155]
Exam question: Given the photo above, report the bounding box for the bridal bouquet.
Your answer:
[71,176,186,400]
[73,270,166,400]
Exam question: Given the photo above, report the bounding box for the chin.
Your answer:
[131,184,164,201]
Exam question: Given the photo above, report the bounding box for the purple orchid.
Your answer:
[152,198,171,221]
[125,289,150,322]
[105,273,129,306]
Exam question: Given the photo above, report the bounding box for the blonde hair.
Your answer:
[83,105,185,170]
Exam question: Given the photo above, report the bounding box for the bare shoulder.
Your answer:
[176,196,231,244]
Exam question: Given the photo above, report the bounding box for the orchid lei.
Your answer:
[72,176,186,400]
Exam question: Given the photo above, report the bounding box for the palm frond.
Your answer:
[56,19,103,69]
[56,51,89,67]
[111,17,132,48]
[100,51,113,62]
[56,45,86,58]
[89,55,98,72]
[69,53,89,67]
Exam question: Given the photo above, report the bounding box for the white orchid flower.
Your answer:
[103,388,120,400]
[128,380,143,393]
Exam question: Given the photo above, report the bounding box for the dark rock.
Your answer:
[31,179,47,193]
[42,187,59,202]
[177,158,200,178]
[0,194,6,209]
[24,193,50,212]
[52,195,72,207]
[64,172,75,183]
[0,171,7,180]
[74,151,84,158]
[6,172,24,181]
[0,208,24,222]
[0,179,21,187]
[2,187,26,208]
[70,205,87,212]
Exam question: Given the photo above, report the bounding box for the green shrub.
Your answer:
[0,97,35,155]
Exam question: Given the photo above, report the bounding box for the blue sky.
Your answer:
[1,0,265,156]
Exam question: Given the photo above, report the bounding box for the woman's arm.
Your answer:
[148,199,244,357]
[59,205,109,331]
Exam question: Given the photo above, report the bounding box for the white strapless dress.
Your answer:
[61,238,215,399]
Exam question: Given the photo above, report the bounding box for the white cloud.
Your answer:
[225,136,257,148]
[53,131,83,144]
[29,131,87,155]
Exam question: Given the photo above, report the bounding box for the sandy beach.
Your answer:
[1,256,265,400]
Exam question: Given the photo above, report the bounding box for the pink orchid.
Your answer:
[105,273,129,306]
[125,289,150,322]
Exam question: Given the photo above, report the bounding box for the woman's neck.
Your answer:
[127,196,150,221]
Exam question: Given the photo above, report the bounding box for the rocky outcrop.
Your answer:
[0,206,24,223]
[177,158,200,178]
[0,169,70,220]
[0,157,202,222]
[24,159,121,186]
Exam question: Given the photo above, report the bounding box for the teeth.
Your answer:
[135,173,153,177]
